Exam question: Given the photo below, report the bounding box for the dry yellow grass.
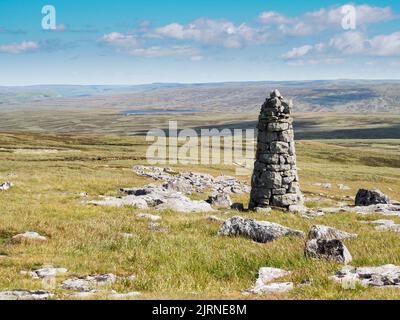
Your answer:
[0,132,399,299]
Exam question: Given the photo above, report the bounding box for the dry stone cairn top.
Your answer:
[249,89,303,210]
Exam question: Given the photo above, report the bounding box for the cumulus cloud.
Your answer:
[0,41,39,54]
[259,11,292,24]
[102,32,140,50]
[329,31,400,56]
[153,18,267,48]
[260,4,394,36]
[283,30,400,64]
[101,32,200,58]
[282,45,314,59]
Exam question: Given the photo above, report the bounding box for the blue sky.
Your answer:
[0,0,399,85]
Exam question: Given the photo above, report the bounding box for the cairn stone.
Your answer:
[249,90,303,210]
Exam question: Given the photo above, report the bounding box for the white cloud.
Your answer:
[283,31,400,63]
[330,31,400,56]
[329,31,367,54]
[282,45,313,59]
[102,32,140,50]
[259,11,292,24]
[369,32,400,56]
[260,4,394,36]
[0,41,39,54]
[153,18,267,48]
[101,32,199,58]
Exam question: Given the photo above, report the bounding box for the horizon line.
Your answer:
[2,78,400,87]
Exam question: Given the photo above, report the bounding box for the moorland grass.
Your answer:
[0,132,399,299]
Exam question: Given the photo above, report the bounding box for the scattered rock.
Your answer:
[307,225,357,241]
[61,274,117,292]
[207,216,226,223]
[132,166,250,195]
[88,185,214,213]
[12,231,47,242]
[27,266,68,279]
[366,219,400,232]
[0,290,52,300]
[87,195,149,209]
[338,184,351,190]
[288,205,307,214]
[137,213,161,221]
[305,239,352,264]
[163,180,192,195]
[355,189,391,206]
[243,267,292,295]
[317,203,400,217]
[0,182,12,191]
[331,264,400,287]
[218,216,304,243]
[206,192,232,208]
[156,197,214,213]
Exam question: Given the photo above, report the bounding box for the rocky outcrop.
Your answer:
[249,90,303,210]
[331,265,400,287]
[305,239,352,264]
[218,216,304,243]
[304,225,354,264]
[367,219,400,232]
[243,267,293,295]
[61,274,117,292]
[355,189,391,206]
[132,166,250,194]
[87,185,214,213]
[0,290,52,300]
[307,225,357,241]
[317,203,400,217]
[206,192,232,208]
[26,266,68,279]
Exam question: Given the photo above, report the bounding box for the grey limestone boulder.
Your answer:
[218,216,304,243]
[355,189,391,206]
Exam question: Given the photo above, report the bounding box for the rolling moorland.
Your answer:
[0,80,400,299]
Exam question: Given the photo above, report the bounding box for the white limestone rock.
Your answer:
[12,231,47,242]
[218,216,304,243]
[332,264,400,287]
[61,274,117,292]
[137,213,161,221]
[307,225,357,241]
[243,267,293,295]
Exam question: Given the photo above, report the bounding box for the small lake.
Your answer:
[120,109,202,115]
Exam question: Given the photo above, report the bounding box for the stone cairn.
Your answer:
[249,89,304,211]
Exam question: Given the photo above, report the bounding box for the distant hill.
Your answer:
[0,80,399,113]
